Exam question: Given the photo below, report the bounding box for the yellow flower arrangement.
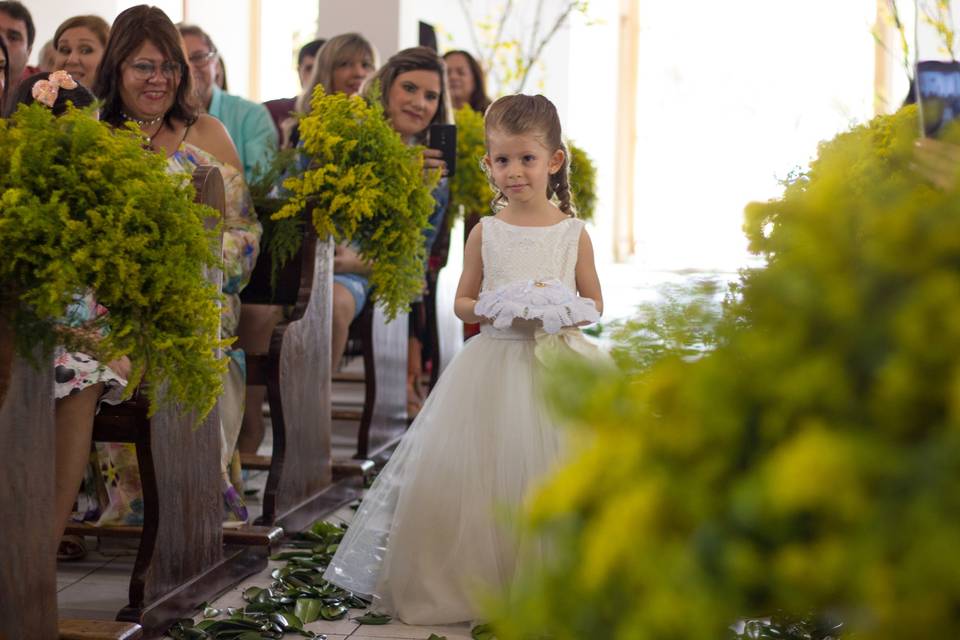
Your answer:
[0,104,225,418]
[274,86,439,319]
[491,105,960,639]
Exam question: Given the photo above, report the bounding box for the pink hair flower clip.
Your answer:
[32,70,79,108]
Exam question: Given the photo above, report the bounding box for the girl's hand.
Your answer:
[422,148,448,176]
[106,355,132,380]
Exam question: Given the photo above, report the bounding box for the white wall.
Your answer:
[316,0,401,64]
[184,0,252,99]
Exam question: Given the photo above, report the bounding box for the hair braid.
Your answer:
[551,142,577,217]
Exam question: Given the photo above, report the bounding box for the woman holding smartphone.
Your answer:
[348,47,452,417]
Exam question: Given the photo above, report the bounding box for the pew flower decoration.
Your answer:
[0,104,225,418]
[489,105,960,640]
[448,105,490,222]
[274,85,439,319]
[567,141,597,222]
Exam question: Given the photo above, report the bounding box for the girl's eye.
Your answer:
[523,155,536,162]
[495,157,507,164]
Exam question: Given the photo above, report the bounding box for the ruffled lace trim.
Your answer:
[475,278,599,334]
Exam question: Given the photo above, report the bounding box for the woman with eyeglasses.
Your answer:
[76,4,261,530]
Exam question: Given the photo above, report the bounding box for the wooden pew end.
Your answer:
[59,619,143,640]
[332,458,375,482]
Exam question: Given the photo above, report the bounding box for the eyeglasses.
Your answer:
[187,50,218,67]
[126,60,183,80]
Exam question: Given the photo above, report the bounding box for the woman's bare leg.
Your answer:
[331,283,356,371]
[236,304,283,454]
[54,383,102,546]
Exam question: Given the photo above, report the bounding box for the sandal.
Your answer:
[57,534,87,562]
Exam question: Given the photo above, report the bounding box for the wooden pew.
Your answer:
[0,323,59,640]
[239,227,364,531]
[64,167,280,636]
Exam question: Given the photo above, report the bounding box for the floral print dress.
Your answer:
[54,294,128,404]
[75,143,261,526]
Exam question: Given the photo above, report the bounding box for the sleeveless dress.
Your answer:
[324,216,599,624]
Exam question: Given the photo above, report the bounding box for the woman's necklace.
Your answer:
[123,113,165,149]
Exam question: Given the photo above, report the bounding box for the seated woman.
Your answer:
[442,49,491,113]
[236,32,379,455]
[360,47,452,418]
[49,6,260,559]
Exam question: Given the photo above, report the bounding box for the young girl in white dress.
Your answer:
[324,93,605,624]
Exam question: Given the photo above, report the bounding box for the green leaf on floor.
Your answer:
[427,634,448,640]
[471,623,496,640]
[202,605,221,618]
[353,611,392,625]
[270,550,314,561]
[242,586,264,602]
[320,603,349,620]
[294,598,322,623]
[271,611,304,630]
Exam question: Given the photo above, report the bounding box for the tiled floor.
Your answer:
[54,264,718,638]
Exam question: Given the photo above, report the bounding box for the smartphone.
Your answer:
[428,123,457,178]
[916,60,960,137]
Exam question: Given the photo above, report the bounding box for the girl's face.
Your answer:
[55,26,105,84]
[484,129,564,207]
[120,40,182,122]
[445,53,474,109]
[386,69,441,140]
[331,52,375,96]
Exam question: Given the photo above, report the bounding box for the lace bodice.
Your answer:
[480,216,584,294]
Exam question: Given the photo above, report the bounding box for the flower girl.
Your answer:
[324,93,604,624]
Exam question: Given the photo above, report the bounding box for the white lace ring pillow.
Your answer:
[475,278,600,334]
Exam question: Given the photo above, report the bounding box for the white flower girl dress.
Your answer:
[323,215,602,624]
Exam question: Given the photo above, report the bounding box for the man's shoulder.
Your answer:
[219,90,268,116]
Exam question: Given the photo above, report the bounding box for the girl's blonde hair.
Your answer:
[484,94,576,216]
[361,46,453,145]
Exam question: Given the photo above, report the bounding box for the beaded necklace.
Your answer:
[123,113,165,149]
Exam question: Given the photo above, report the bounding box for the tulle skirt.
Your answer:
[324,325,566,624]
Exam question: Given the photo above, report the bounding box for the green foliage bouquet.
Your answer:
[0,104,225,418]
[274,86,439,319]
[449,105,490,223]
[491,105,960,639]
[567,141,597,222]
